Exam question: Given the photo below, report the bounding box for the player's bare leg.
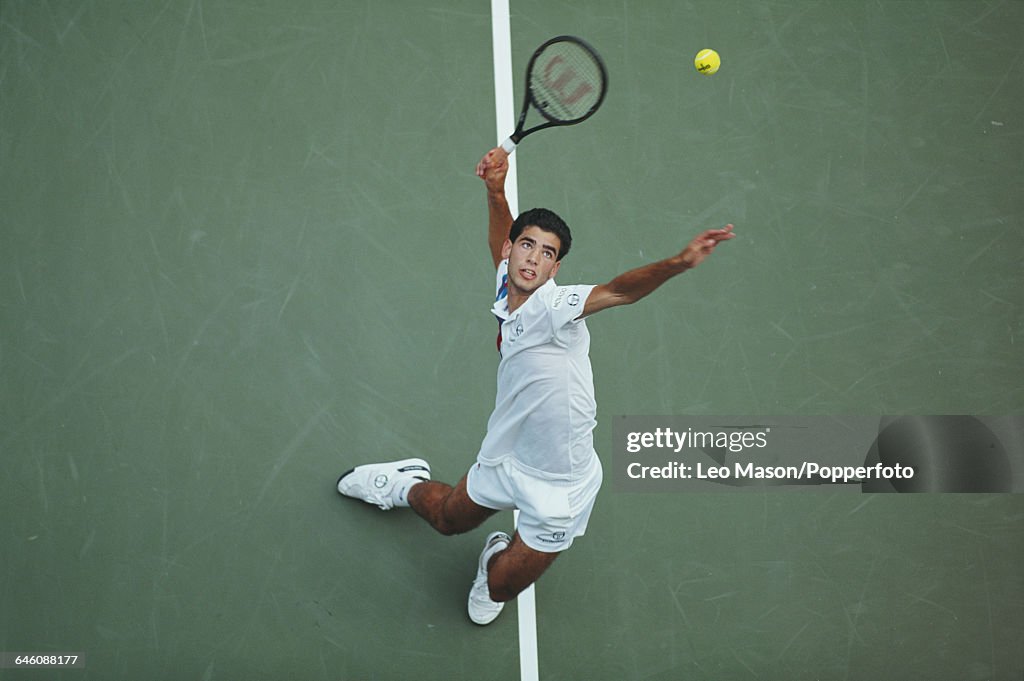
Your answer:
[407,475,497,536]
[467,530,559,625]
[486,532,559,602]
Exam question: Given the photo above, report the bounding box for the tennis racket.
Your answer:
[499,35,608,154]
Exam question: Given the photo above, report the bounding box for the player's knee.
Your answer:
[487,583,519,603]
[433,519,464,537]
[432,510,475,536]
[487,575,525,603]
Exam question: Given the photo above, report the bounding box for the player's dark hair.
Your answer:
[509,208,572,260]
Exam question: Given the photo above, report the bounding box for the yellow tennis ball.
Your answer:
[694,48,721,76]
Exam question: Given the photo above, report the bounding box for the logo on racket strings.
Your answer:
[541,56,594,107]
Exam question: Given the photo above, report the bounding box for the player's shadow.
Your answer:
[861,416,1012,492]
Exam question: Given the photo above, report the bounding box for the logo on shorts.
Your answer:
[537,531,567,544]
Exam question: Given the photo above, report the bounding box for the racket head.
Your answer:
[524,35,608,127]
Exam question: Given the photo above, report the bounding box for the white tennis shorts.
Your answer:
[466,456,603,553]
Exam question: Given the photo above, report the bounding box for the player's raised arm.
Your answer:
[581,225,735,318]
[476,147,513,269]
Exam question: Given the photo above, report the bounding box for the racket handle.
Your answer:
[500,137,517,154]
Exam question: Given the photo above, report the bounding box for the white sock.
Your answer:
[392,477,425,508]
[483,539,509,567]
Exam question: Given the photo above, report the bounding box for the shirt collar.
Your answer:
[491,278,556,322]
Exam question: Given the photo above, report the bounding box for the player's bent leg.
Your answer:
[466,531,563,625]
[467,531,512,625]
[407,474,497,536]
[486,532,560,602]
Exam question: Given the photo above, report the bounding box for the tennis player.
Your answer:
[337,146,735,625]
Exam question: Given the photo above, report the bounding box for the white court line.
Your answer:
[490,3,538,681]
[490,0,519,217]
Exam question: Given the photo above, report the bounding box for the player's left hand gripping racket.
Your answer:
[499,35,608,154]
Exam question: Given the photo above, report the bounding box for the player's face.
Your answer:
[503,226,562,295]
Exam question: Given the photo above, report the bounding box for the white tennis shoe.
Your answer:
[336,458,431,510]
[468,531,511,625]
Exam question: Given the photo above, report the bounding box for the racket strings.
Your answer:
[529,43,605,122]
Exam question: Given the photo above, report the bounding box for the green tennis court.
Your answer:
[2,1,1022,679]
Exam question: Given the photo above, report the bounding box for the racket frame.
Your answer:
[502,35,608,151]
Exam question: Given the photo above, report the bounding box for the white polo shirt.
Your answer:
[476,259,599,481]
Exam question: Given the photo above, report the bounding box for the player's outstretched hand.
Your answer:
[679,224,735,269]
[476,147,509,193]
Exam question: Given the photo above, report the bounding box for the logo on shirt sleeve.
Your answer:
[553,287,582,310]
